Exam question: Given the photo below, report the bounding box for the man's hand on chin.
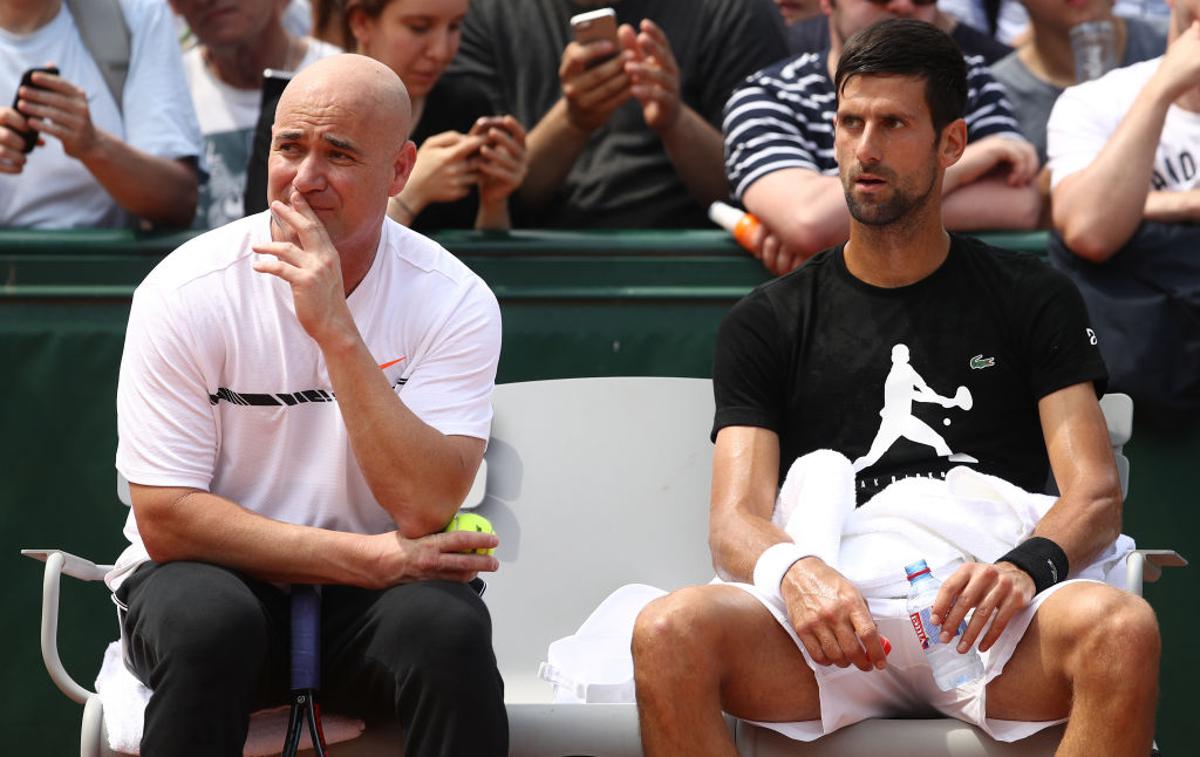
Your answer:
[252,191,355,347]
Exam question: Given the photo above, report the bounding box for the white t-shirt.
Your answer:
[108,212,502,590]
[0,0,202,228]
[183,37,341,229]
[1048,56,1200,192]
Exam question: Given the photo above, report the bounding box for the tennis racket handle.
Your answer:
[290,584,321,691]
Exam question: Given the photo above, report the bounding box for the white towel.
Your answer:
[94,641,366,755]
[545,454,1136,702]
[775,450,856,567]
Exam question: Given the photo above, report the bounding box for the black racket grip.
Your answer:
[290,584,321,691]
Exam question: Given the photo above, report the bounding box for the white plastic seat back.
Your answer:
[478,377,717,703]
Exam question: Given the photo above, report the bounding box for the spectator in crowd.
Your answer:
[786,0,1012,63]
[633,21,1158,755]
[171,0,341,229]
[348,0,529,231]
[1046,3,1200,426]
[991,0,1164,163]
[108,54,507,755]
[775,0,824,25]
[449,0,789,229]
[726,3,1040,274]
[0,0,201,229]
[312,0,350,48]
[941,0,1031,44]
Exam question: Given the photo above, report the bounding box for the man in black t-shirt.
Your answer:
[632,20,1160,755]
[447,0,788,229]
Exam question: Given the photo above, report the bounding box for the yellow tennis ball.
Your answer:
[443,512,496,556]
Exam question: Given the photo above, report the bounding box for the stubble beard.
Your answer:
[843,162,938,228]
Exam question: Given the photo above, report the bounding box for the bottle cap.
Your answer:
[707,201,744,232]
[904,559,931,581]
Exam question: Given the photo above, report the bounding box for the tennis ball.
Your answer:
[443,512,496,556]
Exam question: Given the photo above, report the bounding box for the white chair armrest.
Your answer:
[1126,549,1188,596]
[20,549,110,704]
[22,549,112,581]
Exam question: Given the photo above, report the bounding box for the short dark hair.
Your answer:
[834,19,968,135]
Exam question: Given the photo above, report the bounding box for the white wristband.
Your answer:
[753,542,808,601]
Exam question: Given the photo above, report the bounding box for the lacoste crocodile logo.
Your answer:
[969,354,995,370]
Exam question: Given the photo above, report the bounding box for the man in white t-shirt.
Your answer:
[170,0,341,229]
[0,0,202,229]
[1045,0,1200,425]
[110,54,507,755]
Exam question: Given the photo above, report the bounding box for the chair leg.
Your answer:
[81,694,104,757]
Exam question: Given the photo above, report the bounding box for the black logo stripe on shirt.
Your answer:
[209,379,407,407]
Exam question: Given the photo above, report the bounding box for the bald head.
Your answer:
[277,54,412,147]
[266,52,418,265]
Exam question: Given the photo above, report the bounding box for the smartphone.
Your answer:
[10,66,58,153]
[471,115,514,147]
[570,7,618,53]
[244,69,295,216]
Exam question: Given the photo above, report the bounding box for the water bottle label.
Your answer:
[909,608,967,650]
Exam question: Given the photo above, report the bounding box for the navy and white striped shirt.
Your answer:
[724,51,1026,201]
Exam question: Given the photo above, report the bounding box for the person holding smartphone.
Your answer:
[448,0,788,229]
[0,0,201,229]
[347,0,528,231]
[169,0,341,231]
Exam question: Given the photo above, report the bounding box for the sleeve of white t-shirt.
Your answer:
[396,278,502,442]
[119,0,203,161]
[1046,78,1126,190]
[116,282,218,490]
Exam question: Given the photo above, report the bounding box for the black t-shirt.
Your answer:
[712,235,1107,503]
[450,0,789,228]
[409,75,495,232]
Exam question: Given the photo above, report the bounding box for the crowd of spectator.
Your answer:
[1,0,1195,420]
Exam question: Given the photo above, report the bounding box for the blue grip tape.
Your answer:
[290,584,321,691]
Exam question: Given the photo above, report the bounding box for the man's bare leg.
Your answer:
[986,582,1160,756]
[632,584,821,757]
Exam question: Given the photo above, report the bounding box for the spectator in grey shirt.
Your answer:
[990,0,1164,163]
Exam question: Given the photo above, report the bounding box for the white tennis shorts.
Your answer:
[729,578,1096,742]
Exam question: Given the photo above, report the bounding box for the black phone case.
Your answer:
[10,66,59,153]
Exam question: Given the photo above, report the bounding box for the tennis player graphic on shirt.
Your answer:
[852,343,979,473]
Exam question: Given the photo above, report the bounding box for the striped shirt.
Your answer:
[724,51,1026,201]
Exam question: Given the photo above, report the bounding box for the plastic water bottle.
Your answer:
[905,559,985,691]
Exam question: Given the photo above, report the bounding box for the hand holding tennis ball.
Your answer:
[443,512,497,556]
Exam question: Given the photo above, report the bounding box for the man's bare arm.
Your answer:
[253,195,491,537]
[710,426,886,670]
[658,105,728,206]
[942,175,1041,231]
[131,485,497,589]
[741,169,851,262]
[521,42,630,208]
[321,333,487,536]
[941,137,1041,231]
[1032,381,1123,567]
[620,19,728,206]
[16,69,198,227]
[1144,188,1200,224]
[1052,23,1200,261]
[709,426,787,580]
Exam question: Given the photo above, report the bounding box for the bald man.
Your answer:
[107,54,507,756]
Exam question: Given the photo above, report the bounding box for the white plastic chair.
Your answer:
[23,378,1185,756]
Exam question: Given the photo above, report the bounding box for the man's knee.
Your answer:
[1058,585,1160,678]
[632,587,722,670]
[1083,590,1160,661]
[374,582,498,683]
[123,562,277,682]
